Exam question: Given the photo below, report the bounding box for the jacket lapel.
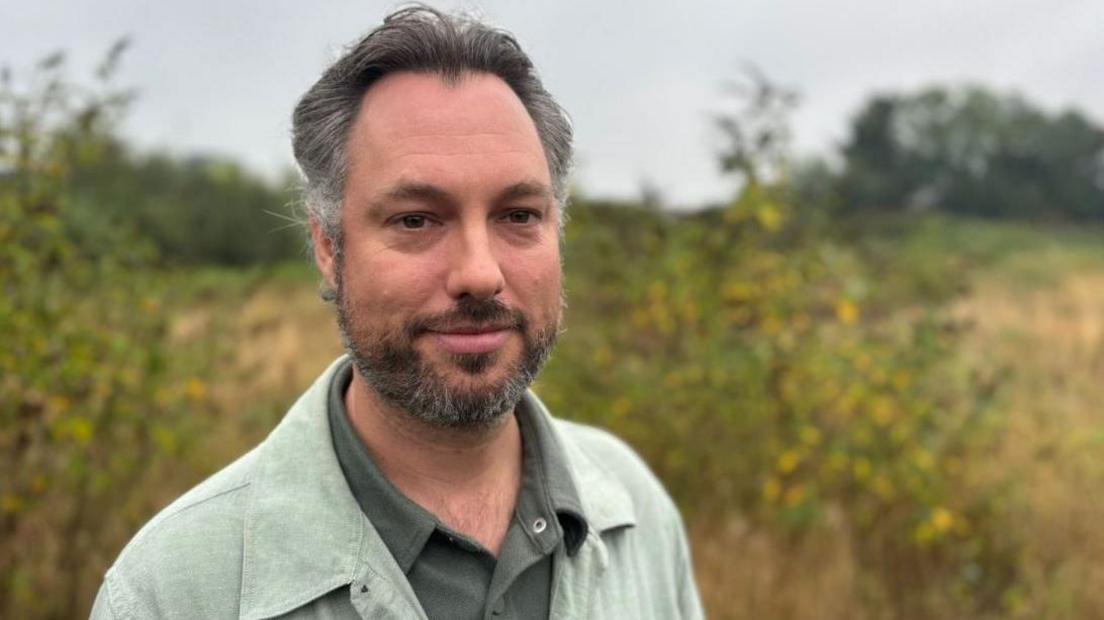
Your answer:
[238,357,423,620]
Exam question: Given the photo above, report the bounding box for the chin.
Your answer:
[447,350,502,375]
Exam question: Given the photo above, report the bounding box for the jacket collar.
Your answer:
[526,393,638,534]
[238,356,636,619]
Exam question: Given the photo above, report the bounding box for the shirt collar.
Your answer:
[328,358,589,565]
[514,391,589,555]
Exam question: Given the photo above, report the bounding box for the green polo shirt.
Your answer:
[327,360,588,619]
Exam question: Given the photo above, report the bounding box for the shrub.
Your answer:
[0,47,202,618]
[540,181,1013,613]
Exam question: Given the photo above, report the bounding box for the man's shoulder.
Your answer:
[552,417,646,473]
[99,448,261,618]
[548,416,704,619]
[550,417,681,522]
[120,446,259,557]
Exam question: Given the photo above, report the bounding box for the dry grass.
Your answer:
[210,280,344,408]
[166,275,343,463]
[692,508,873,620]
[688,266,1104,620]
[950,270,1104,619]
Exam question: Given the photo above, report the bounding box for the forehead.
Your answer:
[346,71,549,183]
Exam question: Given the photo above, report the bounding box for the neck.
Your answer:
[344,371,522,553]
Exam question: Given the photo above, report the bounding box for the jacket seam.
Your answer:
[126,481,252,559]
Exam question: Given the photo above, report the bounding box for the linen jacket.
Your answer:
[90,357,704,619]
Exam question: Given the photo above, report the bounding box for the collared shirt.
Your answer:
[327,359,587,619]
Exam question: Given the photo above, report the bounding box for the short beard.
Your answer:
[332,261,559,430]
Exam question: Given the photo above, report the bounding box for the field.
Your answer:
[5,200,1104,617]
[131,216,1104,619]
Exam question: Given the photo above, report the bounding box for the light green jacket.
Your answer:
[91,357,704,619]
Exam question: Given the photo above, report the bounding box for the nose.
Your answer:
[444,222,505,301]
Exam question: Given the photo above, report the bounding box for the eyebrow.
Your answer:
[367,179,553,216]
[498,180,554,203]
[369,182,453,214]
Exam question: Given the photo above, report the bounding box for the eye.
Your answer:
[504,210,538,224]
[398,214,428,229]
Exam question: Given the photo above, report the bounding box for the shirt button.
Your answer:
[533,517,547,533]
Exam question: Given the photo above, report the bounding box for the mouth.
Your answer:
[429,327,513,355]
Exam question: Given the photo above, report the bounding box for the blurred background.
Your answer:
[3,1,1102,618]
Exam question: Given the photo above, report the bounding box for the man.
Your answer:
[92,7,702,619]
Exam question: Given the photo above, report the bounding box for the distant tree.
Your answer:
[69,149,304,265]
[837,86,1104,220]
[9,43,305,267]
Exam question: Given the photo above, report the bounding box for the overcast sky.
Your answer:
[4,0,1102,207]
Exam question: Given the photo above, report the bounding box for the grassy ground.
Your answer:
[150,216,1104,619]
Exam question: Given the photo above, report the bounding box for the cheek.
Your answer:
[341,251,441,313]
[512,250,563,314]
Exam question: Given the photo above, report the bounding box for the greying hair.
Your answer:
[292,5,573,243]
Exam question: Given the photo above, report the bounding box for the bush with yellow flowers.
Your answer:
[0,47,205,617]
[539,180,1013,613]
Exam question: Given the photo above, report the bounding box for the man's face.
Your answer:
[312,72,563,428]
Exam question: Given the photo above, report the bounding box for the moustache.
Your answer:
[404,298,527,338]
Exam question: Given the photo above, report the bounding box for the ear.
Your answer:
[309,218,338,292]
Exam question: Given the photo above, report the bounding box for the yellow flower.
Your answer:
[835,299,860,325]
[777,449,802,474]
[756,203,784,232]
[185,377,208,401]
[70,417,93,445]
[931,507,955,534]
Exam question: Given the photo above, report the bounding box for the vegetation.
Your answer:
[835,85,1104,221]
[0,47,212,617]
[68,146,303,265]
[3,50,1103,618]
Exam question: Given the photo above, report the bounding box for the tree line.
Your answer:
[16,57,1099,268]
[833,85,1104,221]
